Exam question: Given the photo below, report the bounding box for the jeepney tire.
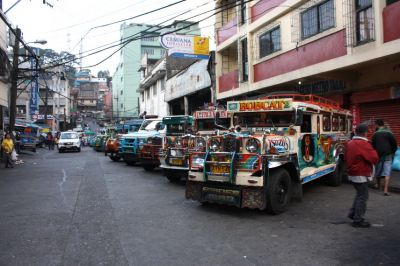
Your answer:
[266,168,292,215]
[166,175,181,182]
[326,159,344,187]
[110,156,121,162]
[143,165,156,171]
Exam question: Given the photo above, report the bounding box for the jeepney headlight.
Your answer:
[174,137,183,147]
[170,149,177,157]
[147,138,152,144]
[170,149,184,157]
[246,138,261,153]
[195,137,206,148]
[209,138,220,152]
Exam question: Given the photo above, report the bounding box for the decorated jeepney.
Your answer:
[105,119,143,162]
[119,119,165,166]
[186,94,352,214]
[159,110,230,182]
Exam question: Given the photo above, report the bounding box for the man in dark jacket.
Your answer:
[372,119,398,196]
[345,124,379,228]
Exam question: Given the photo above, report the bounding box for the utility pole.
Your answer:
[9,27,21,133]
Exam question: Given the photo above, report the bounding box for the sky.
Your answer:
[4,0,215,76]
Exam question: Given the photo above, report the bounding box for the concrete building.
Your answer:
[215,0,400,142]
[112,21,200,119]
[0,3,10,131]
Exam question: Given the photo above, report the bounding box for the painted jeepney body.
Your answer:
[186,94,352,213]
[15,123,40,152]
[105,119,143,161]
[160,110,231,181]
[119,119,165,165]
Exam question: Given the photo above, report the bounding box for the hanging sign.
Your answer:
[160,34,209,59]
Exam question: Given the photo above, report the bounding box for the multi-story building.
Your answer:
[112,20,200,119]
[215,0,400,142]
[0,3,10,131]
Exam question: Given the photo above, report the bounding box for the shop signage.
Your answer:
[194,110,228,119]
[227,99,292,112]
[160,34,209,59]
[29,48,39,115]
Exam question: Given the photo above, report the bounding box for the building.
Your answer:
[112,21,200,119]
[215,0,400,142]
[0,3,10,132]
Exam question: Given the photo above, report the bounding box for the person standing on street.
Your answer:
[1,133,14,168]
[47,132,54,150]
[345,124,379,228]
[372,119,398,196]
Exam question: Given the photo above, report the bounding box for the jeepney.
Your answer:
[186,94,352,214]
[105,119,143,162]
[15,122,41,152]
[119,119,165,166]
[160,111,230,182]
[160,115,194,181]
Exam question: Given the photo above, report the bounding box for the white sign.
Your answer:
[160,34,209,59]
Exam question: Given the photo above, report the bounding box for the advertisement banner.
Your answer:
[160,34,209,59]
[29,48,39,116]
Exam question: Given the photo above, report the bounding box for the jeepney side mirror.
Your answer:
[295,109,303,126]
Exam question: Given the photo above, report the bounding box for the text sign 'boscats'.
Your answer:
[227,99,292,112]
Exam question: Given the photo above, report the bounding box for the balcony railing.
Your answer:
[218,69,238,93]
[217,18,237,45]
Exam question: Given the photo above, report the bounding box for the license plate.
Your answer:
[210,165,230,174]
[170,158,183,166]
[202,187,240,206]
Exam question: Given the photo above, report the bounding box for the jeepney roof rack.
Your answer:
[261,93,341,110]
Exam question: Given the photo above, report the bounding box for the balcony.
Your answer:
[217,18,237,45]
[383,1,400,43]
[218,70,239,93]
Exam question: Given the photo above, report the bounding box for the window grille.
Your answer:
[291,0,336,43]
[259,27,281,58]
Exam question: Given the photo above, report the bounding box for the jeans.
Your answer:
[3,152,13,168]
[349,182,369,222]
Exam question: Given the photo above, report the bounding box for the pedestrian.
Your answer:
[1,133,15,168]
[47,132,54,150]
[345,124,378,228]
[372,119,398,196]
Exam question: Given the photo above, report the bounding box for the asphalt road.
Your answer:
[0,147,399,266]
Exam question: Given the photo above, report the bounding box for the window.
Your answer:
[160,78,165,91]
[355,0,374,44]
[120,90,123,95]
[301,0,335,39]
[387,0,399,5]
[332,115,339,131]
[120,76,123,82]
[301,114,312,133]
[259,27,281,58]
[240,0,247,25]
[141,92,144,101]
[90,100,94,103]
[160,49,166,56]
[241,38,248,82]
[121,103,123,108]
[322,113,331,131]
[142,48,154,55]
[339,115,346,131]
[153,85,157,96]
[146,90,150,99]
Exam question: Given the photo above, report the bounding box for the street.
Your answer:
[1,147,399,266]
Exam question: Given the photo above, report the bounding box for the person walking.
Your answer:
[372,119,398,196]
[345,124,379,228]
[47,132,54,150]
[1,133,15,168]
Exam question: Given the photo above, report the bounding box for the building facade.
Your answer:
[0,4,10,132]
[215,0,400,142]
[112,21,201,119]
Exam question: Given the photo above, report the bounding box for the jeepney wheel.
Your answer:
[326,159,344,187]
[110,156,121,162]
[266,168,292,214]
[125,160,136,166]
[143,165,156,171]
[166,175,181,182]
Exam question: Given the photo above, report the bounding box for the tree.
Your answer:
[97,70,110,78]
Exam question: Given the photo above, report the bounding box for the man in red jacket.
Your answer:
[345,124,379,228]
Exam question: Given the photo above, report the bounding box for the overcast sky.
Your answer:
[4,0,215,75]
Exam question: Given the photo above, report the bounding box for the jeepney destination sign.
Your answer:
[227,99,292,112]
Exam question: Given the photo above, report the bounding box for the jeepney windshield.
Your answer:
[196,118,230,131]
[166,123,186,135]
[233,111,295,128]
[140,120,164,131]
[60,132,79,139]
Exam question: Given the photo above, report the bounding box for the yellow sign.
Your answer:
[194,36,209,55]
